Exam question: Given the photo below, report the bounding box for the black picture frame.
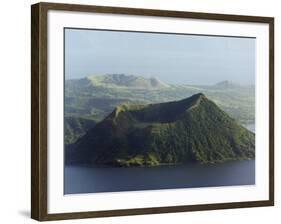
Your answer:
[31,2,274,221]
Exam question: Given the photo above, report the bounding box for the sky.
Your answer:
[65,28,255,85]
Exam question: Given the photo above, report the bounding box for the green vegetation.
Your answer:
[64,116,96,144]
[116,153,160,167]
[65,93,255,166]
[65,74,255,126]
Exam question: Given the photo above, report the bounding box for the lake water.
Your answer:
[64,159,255,194]
[244,123,255,133]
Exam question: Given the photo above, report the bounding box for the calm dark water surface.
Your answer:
[64,159,255,194]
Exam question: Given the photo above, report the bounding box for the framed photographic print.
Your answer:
[31,2,274,221]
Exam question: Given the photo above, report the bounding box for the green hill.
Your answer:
[66,93,255,166]
[65,74,255,125]
[64,116,96,145]
[87,74,170,89]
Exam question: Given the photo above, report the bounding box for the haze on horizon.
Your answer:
[65,28,256,85]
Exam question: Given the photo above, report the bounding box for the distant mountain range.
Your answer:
[66,93,255,166]
[214,80,248,89]
[87,74,170,89]
[65,74,255,144]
